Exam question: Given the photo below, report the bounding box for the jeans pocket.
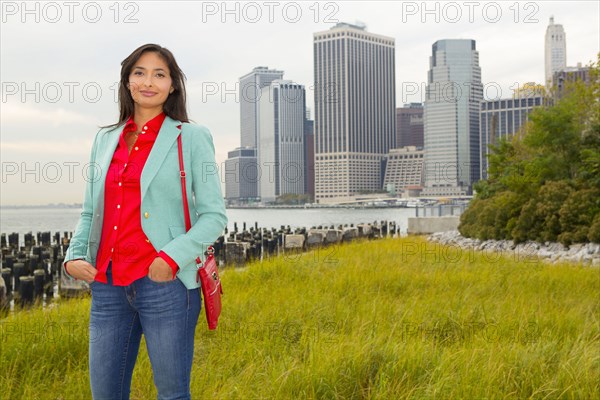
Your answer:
[146,275,178,285]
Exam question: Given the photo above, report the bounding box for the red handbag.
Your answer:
[177,134,223,330]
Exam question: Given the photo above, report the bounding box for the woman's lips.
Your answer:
[140,91,157,97]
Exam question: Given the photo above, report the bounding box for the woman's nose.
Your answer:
[143,75,153,87]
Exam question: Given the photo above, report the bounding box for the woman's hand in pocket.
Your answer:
[65,260,97,284]
[148,257,175,282]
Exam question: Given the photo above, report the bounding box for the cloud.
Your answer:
[1,1,598,205]
[1,103,95,128]
[1,139,92,156]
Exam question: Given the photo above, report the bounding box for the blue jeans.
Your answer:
[88,262,201,400]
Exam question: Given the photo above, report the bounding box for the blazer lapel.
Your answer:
[141,115,182,199]
[86,122,123,257]
[92,123,124,210]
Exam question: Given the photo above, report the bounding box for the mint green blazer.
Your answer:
[64,116,228,290]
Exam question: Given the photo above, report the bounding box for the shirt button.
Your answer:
[144,212,149,219]
[143,126,148,130]
[118,182,122,186]
[134,146,139,151]
[114,226,117,230]
[124,163,127,167]
[117,204,120,209]
[111,248,114,252]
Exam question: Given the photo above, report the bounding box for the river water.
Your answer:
[0,206,418,241]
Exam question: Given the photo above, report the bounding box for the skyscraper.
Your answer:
[545,17,567,87]
[313,22,396,203]
[239,66,284,149]
[423,39,483,196]
[258,80,306,203]
[225,66,284,204]
[304,109,315,201]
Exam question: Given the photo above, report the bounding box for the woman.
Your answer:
[63,43,227,399]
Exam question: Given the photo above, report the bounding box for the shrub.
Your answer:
[558,187,600,246]
[588,213,600,243]
[461,55,600,245]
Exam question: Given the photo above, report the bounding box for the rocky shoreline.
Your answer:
[427,230,600,266]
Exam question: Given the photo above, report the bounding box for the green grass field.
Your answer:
[1,237,598,399]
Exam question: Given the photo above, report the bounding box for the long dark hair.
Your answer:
[102,43,189,129]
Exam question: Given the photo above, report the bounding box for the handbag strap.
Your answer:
[177,134,192,233]
[177,134,212,265]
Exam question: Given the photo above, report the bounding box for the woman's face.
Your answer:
[127,51,173,111]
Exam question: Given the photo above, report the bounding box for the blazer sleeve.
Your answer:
[63,129,102,279]
[159,125,227,268]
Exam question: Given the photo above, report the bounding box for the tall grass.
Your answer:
[1,237,598,399]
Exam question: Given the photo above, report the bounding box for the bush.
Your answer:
[558,187,600,246]
[460,55,600,245]
[459,191,524,241]
[588,213,600,243]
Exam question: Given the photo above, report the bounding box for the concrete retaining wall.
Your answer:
[407,216,460,235]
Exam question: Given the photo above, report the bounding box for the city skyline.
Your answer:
[2,1,599,205]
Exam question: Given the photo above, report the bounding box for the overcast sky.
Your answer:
[1,0,599,206]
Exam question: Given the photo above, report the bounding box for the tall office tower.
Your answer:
[545,16,567,87]
[396,103,424,148]
[258,80,306,203]
[313,22,396,203]
[239,66,284,148]
[304,116,315,201]
[423,39,483,196]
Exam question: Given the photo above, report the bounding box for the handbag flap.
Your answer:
[198,254,220,295]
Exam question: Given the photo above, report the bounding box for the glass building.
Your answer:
[258,80,306,203]
[423,39,483,196]
[231,66,284,203]
[239,66,284,149]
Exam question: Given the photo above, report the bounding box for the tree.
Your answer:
[459,54,600,244]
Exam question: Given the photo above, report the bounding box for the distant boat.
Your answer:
[372,201,389,207]
[395,199,408,207]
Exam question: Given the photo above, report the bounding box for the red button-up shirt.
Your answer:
[93,112,178,285]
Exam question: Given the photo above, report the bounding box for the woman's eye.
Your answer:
[156,73,165,78]
[134,71,143,76]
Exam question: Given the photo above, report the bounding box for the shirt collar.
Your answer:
[122,112,167,135]
[123,115,136,134]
